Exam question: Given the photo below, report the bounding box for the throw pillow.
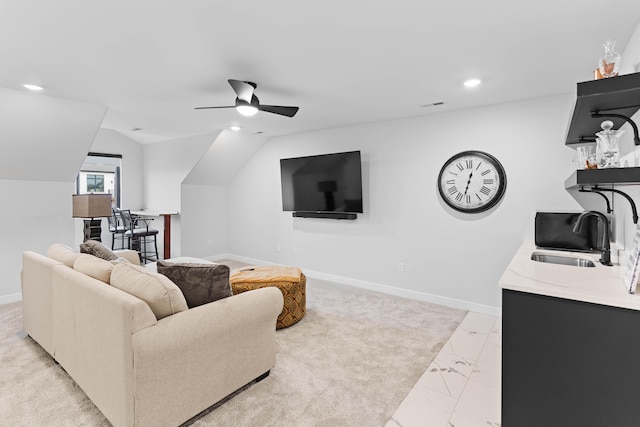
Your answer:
[110,262,188,320]
[73,254,114,284]
[47,243,82,268]
[157,261,232,308]
[80,239,118,261]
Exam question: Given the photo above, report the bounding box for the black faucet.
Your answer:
[572,211,612,266]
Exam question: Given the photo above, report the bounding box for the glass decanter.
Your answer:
[599,39,621,78]
[596,120,623,168]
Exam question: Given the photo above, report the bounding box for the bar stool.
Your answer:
[118,209,159,264]
[108,208,127,250]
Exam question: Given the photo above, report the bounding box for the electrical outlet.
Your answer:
[398,262,405,273]
[292,246,298,254]
[276,244,281,253]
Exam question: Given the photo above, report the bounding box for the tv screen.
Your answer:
[280,151,363,213]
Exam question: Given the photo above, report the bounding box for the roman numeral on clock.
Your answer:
[446,179,455,185]
[480,186,491,195]
[456,163,464,171]
[481,169,491,176]
[483,178,494,185]
[465,160,473,169]
[448,186,458,195]
[455,192,464,202]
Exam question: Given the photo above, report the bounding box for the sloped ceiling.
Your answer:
[0,2,639,144]
[0,87,107,181]
[184,130,269,185]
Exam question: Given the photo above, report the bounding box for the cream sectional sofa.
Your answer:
[21,244,283,427]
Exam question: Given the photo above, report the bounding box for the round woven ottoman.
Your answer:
[230,266,306,329]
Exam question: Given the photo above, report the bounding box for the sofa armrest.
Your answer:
[21,251,61,355]
[131,287,284,427]
[114,249,141,265]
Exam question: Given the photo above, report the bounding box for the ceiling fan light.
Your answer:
[236,105,258,117]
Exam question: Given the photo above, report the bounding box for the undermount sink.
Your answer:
[531,253,596,268]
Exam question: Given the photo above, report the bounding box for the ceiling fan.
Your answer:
[195,79,299,118]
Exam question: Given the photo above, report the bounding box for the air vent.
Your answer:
[420,101,444,108]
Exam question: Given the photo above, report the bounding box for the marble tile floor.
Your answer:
[387,312,501,427]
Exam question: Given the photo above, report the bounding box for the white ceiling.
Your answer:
[1,1,639,144]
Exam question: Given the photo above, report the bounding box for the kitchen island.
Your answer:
[500,241,640,427]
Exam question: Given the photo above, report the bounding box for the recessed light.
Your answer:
[230,126,241,132]
[23,84,43,91]
[463,79,482,88]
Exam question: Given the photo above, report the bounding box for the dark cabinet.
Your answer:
[502,289,640,426]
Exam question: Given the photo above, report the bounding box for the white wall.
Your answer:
[143,132,216,211]
[180,130,266,259]
[90,129,144,209]
[226,94,582,314]
[181,184,228,257]
[81,128,145,249]
[619,21,640,75]
[611,24,640,253]
[0,88,106,302]
[0,180,77,303]
[143,132,216,257]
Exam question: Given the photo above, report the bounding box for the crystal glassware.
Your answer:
[576,145,597,169]
[599,39,621,78]
[596,120,623,168]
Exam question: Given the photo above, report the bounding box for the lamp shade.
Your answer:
[72,194,112,218]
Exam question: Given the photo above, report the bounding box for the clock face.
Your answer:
[438,151,507,213]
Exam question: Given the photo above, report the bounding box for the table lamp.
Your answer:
[72,194,113,242]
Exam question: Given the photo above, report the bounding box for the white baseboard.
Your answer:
[0,293,22,305]
[222,253,502,317]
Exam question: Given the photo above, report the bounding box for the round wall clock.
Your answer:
[437,150,507,213]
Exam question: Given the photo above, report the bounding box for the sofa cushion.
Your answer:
[47,243,82,268]
[80,240,118,261]
[73,254,114,284]
[157,261,232,308]
[110,262,188,320]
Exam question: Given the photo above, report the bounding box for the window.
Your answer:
[76,152,122,208]
[86,174,105,192]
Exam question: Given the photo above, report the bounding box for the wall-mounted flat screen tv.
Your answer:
[280,150,363,213]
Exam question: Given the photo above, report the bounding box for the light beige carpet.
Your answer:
[0,271,466,427]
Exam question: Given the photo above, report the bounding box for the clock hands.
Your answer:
[463,170,474,196]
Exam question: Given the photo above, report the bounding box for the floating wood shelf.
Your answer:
[565,167,640,188]
[565,168,640,224]
[565,72,640,146]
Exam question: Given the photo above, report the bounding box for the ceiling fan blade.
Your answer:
[228,79,255,103]
[258,105,299,117]
[194,106,235,110]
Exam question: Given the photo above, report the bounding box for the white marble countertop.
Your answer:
[499,241,640,311]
